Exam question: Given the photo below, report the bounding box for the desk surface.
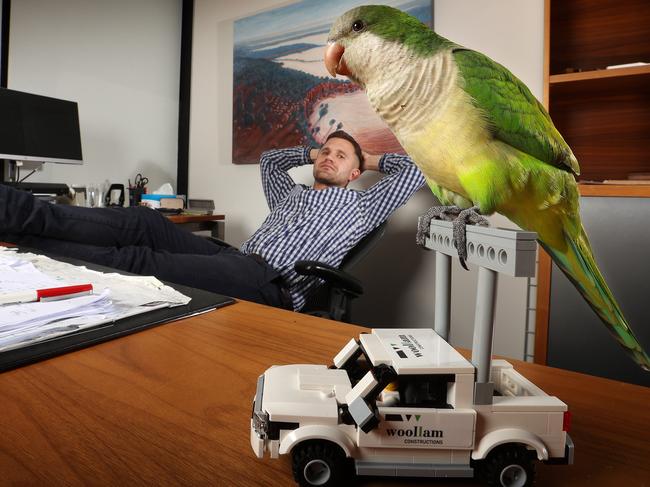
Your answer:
[0,301,648,486]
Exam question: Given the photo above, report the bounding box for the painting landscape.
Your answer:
[233,0,432,164]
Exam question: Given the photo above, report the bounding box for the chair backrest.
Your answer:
[302,220,388,320]
[340,221,387,271]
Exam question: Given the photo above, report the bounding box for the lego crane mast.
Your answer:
[422,220,538,405]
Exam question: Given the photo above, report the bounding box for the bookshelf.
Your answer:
[535,0,650,367]
[545,0,650,182]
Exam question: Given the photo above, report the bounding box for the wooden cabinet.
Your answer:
[535,0,650,370]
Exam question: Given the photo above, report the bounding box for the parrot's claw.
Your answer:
[416,216,429,247]
[416,205,489,270]
[452,206,489,270]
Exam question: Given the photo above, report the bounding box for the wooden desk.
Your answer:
[0,301,648,486]
[167,213,225,239]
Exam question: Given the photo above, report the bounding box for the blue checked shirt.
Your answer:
[240,146,424,311]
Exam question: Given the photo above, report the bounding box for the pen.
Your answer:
[0,284,94,305]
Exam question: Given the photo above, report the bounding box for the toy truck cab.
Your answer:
[251,328,573,487]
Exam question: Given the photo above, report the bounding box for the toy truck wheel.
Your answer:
[478,445,535,487]
[291,441,348,487]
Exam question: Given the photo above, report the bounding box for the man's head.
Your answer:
[313,131,365,189]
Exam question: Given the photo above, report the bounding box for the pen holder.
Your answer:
[129,187,145,207]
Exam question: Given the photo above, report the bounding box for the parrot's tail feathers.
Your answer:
[541,227,650,371]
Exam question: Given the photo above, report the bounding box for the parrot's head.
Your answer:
[325,5,447,87]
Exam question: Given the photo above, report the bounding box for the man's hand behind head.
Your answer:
[360,151,380,173]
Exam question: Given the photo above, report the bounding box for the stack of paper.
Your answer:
[0,291,113,350]
[0,248,191,352]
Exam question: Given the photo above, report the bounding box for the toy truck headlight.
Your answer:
[252,374,270,438]
[253,410,270,438]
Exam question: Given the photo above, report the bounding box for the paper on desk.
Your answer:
[0,293,176,352]
[0,254,68,292]
[0,290,115,351]
[0,247,190,308]
[0,290,112,332]
[0,248,191,352]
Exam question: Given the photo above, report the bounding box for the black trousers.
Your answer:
[0,184,290,308]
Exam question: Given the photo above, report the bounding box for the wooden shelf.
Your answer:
[550,65,650,84]
[549,73,650,181]
[549,0,650,75]
[578,183,650,197]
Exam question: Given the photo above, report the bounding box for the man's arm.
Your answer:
[359,153,425,232]
[260,147,313,210]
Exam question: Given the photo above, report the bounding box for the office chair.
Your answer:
[205,221,387,323]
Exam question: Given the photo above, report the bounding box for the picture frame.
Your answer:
[232,0,433,164]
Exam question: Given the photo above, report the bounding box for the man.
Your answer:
[1,131,424,310]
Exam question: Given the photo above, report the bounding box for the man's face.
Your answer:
[313,137,361,188]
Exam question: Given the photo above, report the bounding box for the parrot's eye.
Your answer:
[352,20,365,32]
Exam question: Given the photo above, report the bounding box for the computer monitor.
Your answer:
[0,88,83,164]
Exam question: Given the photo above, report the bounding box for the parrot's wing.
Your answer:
[453,48,580,176]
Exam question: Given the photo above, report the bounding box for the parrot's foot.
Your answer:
[417,205,463,247]
[453,206,489,269]
[417,205,489,270]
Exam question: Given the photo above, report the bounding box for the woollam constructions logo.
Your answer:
[386,426,444,438]
[384,414,444,445]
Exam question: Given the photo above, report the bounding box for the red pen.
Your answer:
[0,284,94,305]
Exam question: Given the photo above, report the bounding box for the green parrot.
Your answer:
[324,5,649,370]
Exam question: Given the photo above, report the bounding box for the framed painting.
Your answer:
[232,0,432,164]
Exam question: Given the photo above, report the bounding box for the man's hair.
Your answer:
[325,130,364,167]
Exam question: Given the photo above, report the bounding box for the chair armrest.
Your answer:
[295,260,363,297]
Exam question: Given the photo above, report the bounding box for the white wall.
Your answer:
[189,0,306,243]
[434,0,544,98]
[7,0,182,193]
[189,0,544,360]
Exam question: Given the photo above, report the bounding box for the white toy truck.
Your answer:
[251,223,574,486]
[251,328,573,486]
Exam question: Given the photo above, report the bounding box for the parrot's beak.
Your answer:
[324,42,351,78]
